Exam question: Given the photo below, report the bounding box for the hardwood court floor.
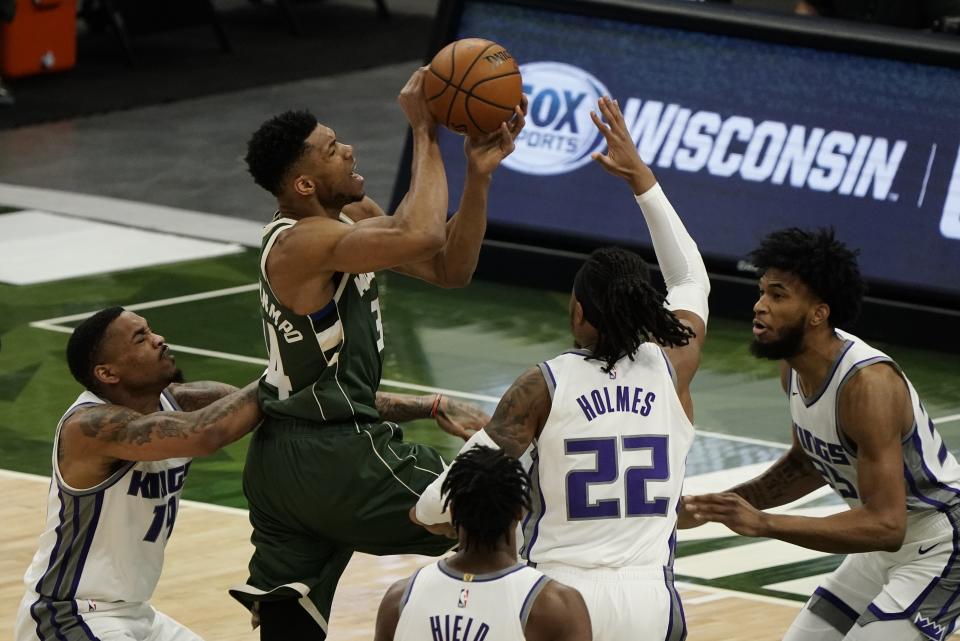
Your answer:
[1,472,805,641]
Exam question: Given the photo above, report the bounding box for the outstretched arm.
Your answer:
[590,96,709,417]
[167,381,238,411]
[411,367,550,527]
[375,391,490,440]
[684,365,910,553]
[394,98,527,288]
[62,381,262,463]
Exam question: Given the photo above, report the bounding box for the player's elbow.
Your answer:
[437,270,473,289]
[874,514,906,552]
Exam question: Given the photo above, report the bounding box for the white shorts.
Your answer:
[535,562,685,641]
[15,591,203,641]
[796,510,959,641]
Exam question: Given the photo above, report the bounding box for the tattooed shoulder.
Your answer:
[68,405,141,439]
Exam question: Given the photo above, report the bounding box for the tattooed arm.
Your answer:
[61,381,262,466]
[166,381,239,412]
[726,432,826,509]
[411,367,551,529]
[678,427,824,529]
[375,391,490,440]
[481,367,552,458]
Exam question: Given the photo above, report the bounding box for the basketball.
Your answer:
[423,38,522,137]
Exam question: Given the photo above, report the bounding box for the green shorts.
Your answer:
[228,418,453,633]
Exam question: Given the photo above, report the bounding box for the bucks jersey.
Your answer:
[258,213,384,425]
[23,390,191,607]
[522,344,695,568]
[789,329,960,515]
[394,560,550,641]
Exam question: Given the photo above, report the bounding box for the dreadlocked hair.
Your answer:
[441,446,531,553]
[749,227,865,329]
[577,247,695,373]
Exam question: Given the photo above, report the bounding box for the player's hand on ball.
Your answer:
[436,397,491,441]
[682,493,770,538]
[398,66,437,132]
[464,95,528,175]
[590,96,656,195]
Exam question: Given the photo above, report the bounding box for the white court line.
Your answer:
[28,287,960,438]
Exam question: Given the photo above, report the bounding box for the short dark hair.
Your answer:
[749,227,865,329]
[442,446,531,552]
[245,110,318,195]
[66,307,125,391]
[575,247,695,373]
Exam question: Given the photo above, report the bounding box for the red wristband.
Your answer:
[430,394,442,418]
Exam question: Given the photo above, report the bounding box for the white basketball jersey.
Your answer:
[23,390,192,604]
[394,560,550,641]
[789,330,960,514]
[522,344,695,568]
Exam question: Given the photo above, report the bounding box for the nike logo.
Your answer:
[919,543,941,555]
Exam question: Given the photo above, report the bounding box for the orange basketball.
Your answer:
[423,38,522,137]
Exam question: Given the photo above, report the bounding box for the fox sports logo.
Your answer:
[504,62,610,176]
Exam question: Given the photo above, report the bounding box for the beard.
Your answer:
[169,368,185,384]
[750,320,805,360]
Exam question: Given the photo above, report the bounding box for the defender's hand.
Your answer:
[398,66,437,133]
[677,495,707,530]
[683,493,770,538]
[464,95,528,176]
[590,96,656,195]
[436,396,490,441]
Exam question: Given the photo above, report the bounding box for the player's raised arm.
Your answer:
[261,68,450,311]
[61,381,261,463]
[393,97,527,288]
[590,96,710,417]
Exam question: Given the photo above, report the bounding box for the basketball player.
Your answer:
[413,96,711,641]
[682,228,960,641]
[14,306,263,641]
[231,67,526,638]
[376,447,592,641]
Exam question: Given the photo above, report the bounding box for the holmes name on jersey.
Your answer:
[576,385,656,422]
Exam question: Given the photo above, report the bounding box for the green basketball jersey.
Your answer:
[257,214,384,425]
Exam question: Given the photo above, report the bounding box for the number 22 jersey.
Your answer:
[522,343,695,568]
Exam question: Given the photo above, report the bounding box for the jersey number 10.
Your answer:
[565,435,671,520]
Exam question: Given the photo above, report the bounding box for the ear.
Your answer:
[93,364,120,387]
[572,299,585,326]
[293,175,315,197]
[809,302,830,327]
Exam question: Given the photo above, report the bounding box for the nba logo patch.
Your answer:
[458,589,469,608]
[609,367,617,380]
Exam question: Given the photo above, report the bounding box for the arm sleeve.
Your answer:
[635,183,710,326]
[414,428,501,525]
